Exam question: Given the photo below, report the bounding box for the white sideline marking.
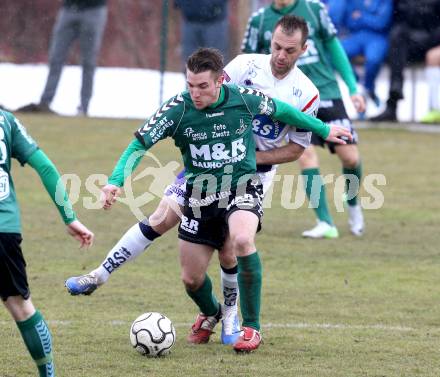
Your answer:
[0,320,415,332]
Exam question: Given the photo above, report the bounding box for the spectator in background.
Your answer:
[371,0,440,122]
[19,0,107,116]
[175,0,229,69]
[323,0,347,28]
[334,0,393,105]
[421,45,440,123]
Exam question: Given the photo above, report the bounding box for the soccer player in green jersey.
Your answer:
[99,48,350,352]
[242,0,367,238]
[0,110,94,376]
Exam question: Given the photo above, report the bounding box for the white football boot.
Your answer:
[302,220,339,239]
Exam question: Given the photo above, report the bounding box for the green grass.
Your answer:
[1,114,439,376]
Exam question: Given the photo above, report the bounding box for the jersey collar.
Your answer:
[271,1,297,15]
[208,85,227,108]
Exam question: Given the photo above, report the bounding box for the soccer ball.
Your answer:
[129,312,176,357]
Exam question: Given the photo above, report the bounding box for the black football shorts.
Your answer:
[312,98,358,153]
[178,179,263,250]
[0,233,30,301]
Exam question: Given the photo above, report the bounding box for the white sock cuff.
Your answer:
[221,268,238,284]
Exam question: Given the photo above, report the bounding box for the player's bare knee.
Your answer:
[181,273,203,292]
[231,234,255,255]
[341,156,359,169]
[218,250,237,268]
[4,296,35,321]
[149,211,179,234]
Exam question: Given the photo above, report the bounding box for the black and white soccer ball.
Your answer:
[129,312,176,357]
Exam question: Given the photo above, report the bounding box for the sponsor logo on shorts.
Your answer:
[189,190,231,207]
[226,193,256,210]
[180,215,199,234]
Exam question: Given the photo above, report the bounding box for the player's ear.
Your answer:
[216,74,225,87]
[301,42,308,55]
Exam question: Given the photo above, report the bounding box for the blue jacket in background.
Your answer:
[325,0,347,29]
[342,0,393,33]
[174,0,228,23]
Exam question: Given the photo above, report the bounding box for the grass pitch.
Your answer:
[1,114,439,377]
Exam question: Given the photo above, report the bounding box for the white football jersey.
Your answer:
[224,53,319,153]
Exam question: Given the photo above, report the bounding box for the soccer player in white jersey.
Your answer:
[66,15,324,345]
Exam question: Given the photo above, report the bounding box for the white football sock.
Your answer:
[221,268,239,307]
[91,223,154,284]
[426,66,440,110]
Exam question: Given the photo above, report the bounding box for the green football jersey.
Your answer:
[241,0,341,100]
[0,111,38,233]
[135,84,276,194]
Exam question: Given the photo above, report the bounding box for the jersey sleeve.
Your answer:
[134,93,184,149]
[239,86,277,118]
[315,1,337,41]
[300,89,320,117]
[326,37,358,95]
[27,149,77,224]
[272,98,330,139]
[241,10,263,53]
[7,112,38,166]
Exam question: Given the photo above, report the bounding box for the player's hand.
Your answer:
[325,125,353,145]
[66,220,94,249]
[100,184,122,210]
[351,94,366,113]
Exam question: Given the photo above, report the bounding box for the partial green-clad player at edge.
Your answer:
[242,0,367,238]
[0,110,94,376]
[100,48,351,352]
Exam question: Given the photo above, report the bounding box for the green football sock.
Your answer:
[343,163,362,206]
[186,274,220,316]
[237,252,262,331]
[16,310,55,377]
[302,168,334,225]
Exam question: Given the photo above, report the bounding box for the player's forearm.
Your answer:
[27,149,77,224]
[326,37,357,95]
[256,143,305,165]
[108,138,146,187]
[272,99,330,139]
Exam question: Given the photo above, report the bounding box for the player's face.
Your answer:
[270,26,307,79]
[186,70,224,109]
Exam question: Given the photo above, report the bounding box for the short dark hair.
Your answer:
[273,15,309,45]
[186,48,224,77]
